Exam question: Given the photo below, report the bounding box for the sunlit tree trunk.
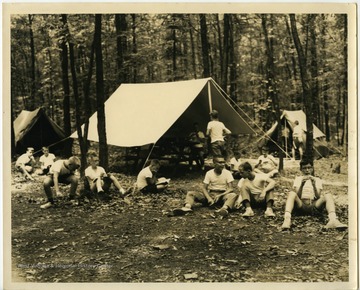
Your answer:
[199,14,210,77]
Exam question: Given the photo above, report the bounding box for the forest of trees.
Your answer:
[10,13,348,166]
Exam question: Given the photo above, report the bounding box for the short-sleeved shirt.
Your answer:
[238,173,270,195]
[229,157,242,171]
[85,166,106,182]
[203,169,234,191]
[39,153,56,168]
[293,176,323,200]
[189,131,205,148]
[257,155,277,166]
[15,153,34,167]
[50,160,75,176]
[207,121,231,143]
[136,166,153,190]
[293,125,304,138]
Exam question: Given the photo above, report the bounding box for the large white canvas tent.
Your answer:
[71,78,255,147]
[265,110,329,157]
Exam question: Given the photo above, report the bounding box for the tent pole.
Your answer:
[207,81,213,112]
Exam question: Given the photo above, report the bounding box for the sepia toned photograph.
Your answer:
[2,2,357,290]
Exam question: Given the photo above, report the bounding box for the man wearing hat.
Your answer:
[206,110,231,158]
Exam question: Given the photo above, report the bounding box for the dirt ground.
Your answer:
[9,156,351,283]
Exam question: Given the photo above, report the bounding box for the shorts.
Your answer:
[293,137,304,149]
[296,199,323,215]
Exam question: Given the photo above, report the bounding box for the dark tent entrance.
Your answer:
[13,108,70,156]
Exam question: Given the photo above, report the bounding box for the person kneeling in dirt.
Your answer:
[85,152,130,200]
[281,160,347,230]
[15,147,36,181]
[234,161,276,217]
[172,156,237,217]
[136,159,169,194]
[40,156,81,209]
[254,148,278,178]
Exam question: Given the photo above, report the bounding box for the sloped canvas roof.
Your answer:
[72,78,254,147]
[14,108,66,153]
[266,110,325,140]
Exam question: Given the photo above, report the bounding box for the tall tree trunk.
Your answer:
[188,17,197,78]
[261,14,283,170]
[131,14,138,83]
[215,14,223,82]
[199,14,210,77]
[289,14,314,163]
[222,14,230,92]
[95,14,108,170]
[115,14,128,84]
[28,14,36,110]
[308,15,320,127]
[69,40,87,175]
[60,14,72,156]
[228,15,237,102]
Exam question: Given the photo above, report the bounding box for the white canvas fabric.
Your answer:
[71,78,254,147]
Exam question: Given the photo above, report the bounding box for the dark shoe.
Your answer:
[172,207,192,216]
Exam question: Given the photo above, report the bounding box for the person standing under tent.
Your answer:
[15,147,36,181]
[38,146,56,175]
[281,160,347,230]
[292,120,304,160]
[206,110,231,159]
[188,122,206,171]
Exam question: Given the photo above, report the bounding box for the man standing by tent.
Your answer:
[206,110,231,159]
[292,120,304,160]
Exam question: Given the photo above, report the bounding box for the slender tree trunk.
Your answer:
[60,14,72,156]
[228,15,237,102]
[95,14,108,170]
[69,40,87,175]
[289,14,314,163]
[28,14,36,110]
[308,15,320,127]
[131,14,138,83]
[199,14,210,77]
[188,17,197,78]
[115,14,128,84]
[262,14,283,170]
[222,14,230,92]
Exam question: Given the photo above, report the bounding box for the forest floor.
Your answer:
[9,156,351,284]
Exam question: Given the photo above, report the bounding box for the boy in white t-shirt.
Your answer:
[254,148,278,177]
[172,156,237,217]
[235,161,276,217]
[39,147,56,175]
[15,147,36,180]
[206,110,231,158]
[85,153,129,199]
[229,150,242,179]
[136,159,169,194]
[281,161,347,230]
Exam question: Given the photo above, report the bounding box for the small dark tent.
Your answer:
[265,110,330,158]
[13,108,67,155]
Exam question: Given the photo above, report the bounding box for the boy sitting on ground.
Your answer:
[15,147,36,181]
[38,146,56,175]
[254,148,278,178]
[136,159,169,194]
[85,152,130,200]
[281,160,347,230]
[235,161,276,217]
[172,156,237,217]
[228,150,242,179]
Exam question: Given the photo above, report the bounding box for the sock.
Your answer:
[328,212,337,221]
[284,212,291,219]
